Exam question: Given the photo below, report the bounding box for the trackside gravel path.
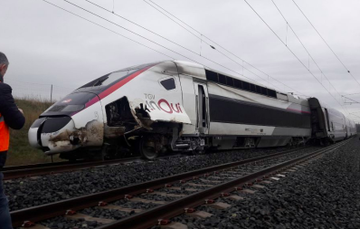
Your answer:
[169,138,360,229]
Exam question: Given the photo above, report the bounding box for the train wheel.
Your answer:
[139,135,162,160]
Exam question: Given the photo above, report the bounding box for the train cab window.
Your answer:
[160,78,176,90]
[80,70,135,88]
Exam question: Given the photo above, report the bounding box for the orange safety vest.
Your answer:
[0,113,10,151]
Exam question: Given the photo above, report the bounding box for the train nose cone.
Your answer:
[28,127,40,148]
[28,116,78,154]
[40,117,77,154]
[28,117,46,149]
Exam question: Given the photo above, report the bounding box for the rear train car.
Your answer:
[308,98,356,143]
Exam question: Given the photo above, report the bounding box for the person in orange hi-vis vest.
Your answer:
[0,52,25,229]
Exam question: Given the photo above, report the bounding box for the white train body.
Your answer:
[28,60,355,159]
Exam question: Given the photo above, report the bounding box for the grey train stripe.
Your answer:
[0,116,3,122]
[209,94,311,129]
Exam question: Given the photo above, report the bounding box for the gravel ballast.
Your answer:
[6,146,310,211]
[167,138,360,228]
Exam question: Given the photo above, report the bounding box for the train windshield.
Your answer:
[41,92,97,116]
[79,62,157,89]
[79,70,136,88]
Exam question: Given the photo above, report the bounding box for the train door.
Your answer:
[324,108,331,132]
[193,81,209,134]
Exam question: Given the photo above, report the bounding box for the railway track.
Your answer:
[10,142,347,228]
[2,148,288,180]
[2,157,143,180]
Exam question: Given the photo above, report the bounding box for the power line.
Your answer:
[271,0,349,114]
[243,0,346,112]
[143,0,282,91]
[144,0,307,96]
[45,0,264,90]
[342,95,360,105]
[342,92,360,96]
[48,0,307,97]
[83,0,261,85]
[348,113,360,122]
[292,0,360,87]
[42,0,175,60]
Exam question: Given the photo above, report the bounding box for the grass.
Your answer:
[6,98,64,166]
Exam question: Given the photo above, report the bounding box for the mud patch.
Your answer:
[49,120,103,148]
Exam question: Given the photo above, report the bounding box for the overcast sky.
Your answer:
[1,0,360,122]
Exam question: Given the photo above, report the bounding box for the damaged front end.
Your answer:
[105,96,154,137]
[28,91,105,155]
[29,116,104,155]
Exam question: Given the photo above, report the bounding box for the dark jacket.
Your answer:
[0,83,25,130]
[0,82,25,168]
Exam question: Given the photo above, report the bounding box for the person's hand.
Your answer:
[18,108,24,114]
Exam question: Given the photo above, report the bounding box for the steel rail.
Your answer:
[3,160,81,171]
[10,146,308,227]
[3,156,143,180]
[97,140,349,229]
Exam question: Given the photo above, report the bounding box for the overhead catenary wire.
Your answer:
[143,0,282,91]
[342,92,360,96]
[42,0,175,60]
[349,113,360,121]
[341,95,360,105]
[270,0,349,114]
[243,0,346,113]
[41,0,358,121]
[46,0,307,97]
[60,0,202,71]
[83,0,261,85]
[292,0,360,87]
[144,0,306,96]
[45,0,263,93]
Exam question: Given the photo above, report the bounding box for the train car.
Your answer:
[308,98,352,143]
[29,60,317,160]
[345,117,357,137]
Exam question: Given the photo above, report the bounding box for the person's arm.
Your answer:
[0,83,25,130]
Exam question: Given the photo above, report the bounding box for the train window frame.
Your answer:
[160,77,176,90]
[205,70,219,82]
[243,81,250,91]
[268,89,277,97]
[226,77,234,87]
[205,69,277,99]
[219,74,226,84]
[234,79,242,89]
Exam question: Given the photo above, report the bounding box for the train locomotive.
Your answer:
[28,60,357,160]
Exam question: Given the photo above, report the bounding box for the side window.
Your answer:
[219,74,226,84]
[160,78,176,90]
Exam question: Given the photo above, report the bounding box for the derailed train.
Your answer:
[28,61,357,160]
